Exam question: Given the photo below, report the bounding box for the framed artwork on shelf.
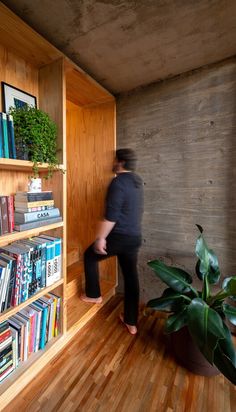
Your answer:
[1,82,37,113]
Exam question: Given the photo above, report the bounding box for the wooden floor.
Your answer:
[4,295,236,412]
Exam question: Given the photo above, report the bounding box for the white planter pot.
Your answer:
[28,177,42,192]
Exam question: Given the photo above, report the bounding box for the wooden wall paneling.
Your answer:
[65,59,115,107]
[0,170,30,194]
[0,3,62,68]
[39,57,67,332]
[66,100,117,284]
[0,44,39,112]
[39,58,65,164]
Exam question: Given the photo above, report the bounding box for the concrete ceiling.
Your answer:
[2,0,236,94]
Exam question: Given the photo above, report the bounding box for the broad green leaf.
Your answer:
[148,260,198,296]
[164,307,188,334]
[223,303,236,326]
[213,345,236,385]
[195,234,220,284]
[146,290,190,312]
[222,277,236,297]
[218,322,236,366]
[187,298,225,364]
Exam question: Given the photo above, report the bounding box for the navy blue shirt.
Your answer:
[105,172,144,236]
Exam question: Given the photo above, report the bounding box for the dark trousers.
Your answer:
[84,232,142,326]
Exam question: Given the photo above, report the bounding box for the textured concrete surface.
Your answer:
[117,58,236,302]
[2,0,236,93]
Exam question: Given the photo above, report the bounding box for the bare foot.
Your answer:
[80,294,103,304]
[119,313,137,335]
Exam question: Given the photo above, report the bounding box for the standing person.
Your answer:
[81,148,144,335]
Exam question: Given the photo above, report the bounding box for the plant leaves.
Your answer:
[148,260,198,296]
[187,298,226,364]
[164,307,188,334]
[222,277,236,297]
[218,321,236,366]
[213,345,236,385]
[223,303,236,326]
[196,224,203,233]
[195,234,220,284]
[146,290,190,312]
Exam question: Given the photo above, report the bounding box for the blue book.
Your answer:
[0,113,4,158]
[33,300,49,349]
[7,115,16,159]
[0,113,9,158]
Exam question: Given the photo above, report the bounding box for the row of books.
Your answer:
[0,112,16,159]
[0,234,62,314]
[0,195,14,236]
[0,292,61,383]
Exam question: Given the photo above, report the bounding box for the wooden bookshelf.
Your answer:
[0,221,64,247]
[0,158,63,172]
[0,3,117,408]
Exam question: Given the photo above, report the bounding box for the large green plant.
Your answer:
[146,225,236,385]
[10,106,61,178]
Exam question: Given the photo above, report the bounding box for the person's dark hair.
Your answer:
[116,148,137,171]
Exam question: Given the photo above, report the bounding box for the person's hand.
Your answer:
[94,238,107,255]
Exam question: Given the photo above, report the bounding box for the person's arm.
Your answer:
[94,219,116,254]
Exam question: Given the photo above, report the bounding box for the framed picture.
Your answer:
[2,82,37,113]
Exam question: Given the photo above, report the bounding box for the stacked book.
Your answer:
[0,235,62,313]
[0,195,14,235]
[0,112,16,159]
[0,293,61,382]
[14,191,62,231]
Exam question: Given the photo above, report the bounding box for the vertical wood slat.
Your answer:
[39,58,67,333]
[66,100,117,285]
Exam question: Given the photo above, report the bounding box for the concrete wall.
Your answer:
[116,58,236,303]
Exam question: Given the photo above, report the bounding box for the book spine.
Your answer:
[0,196,9,234]
[1,113,9,158]
[14,208,60,224]
[7,115,16,159]
[15,192,53,202]
[6,260,16,309]
[14,205,54,213]
[7,195,14,232]
[0,113,4,158]
[14,216,62,232]
[14,200,54,208]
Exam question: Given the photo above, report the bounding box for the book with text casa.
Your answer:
[14,207,60,224]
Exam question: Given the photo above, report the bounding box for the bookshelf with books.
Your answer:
[0,3,117,408]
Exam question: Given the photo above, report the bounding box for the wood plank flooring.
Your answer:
[4,295,236,412]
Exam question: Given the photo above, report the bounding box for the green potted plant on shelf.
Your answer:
[146,225,236,384]
[9,106,63,186]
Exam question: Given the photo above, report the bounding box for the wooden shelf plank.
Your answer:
[0,278,64,322]
[0,158,64,172]
[0,221,64,247]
